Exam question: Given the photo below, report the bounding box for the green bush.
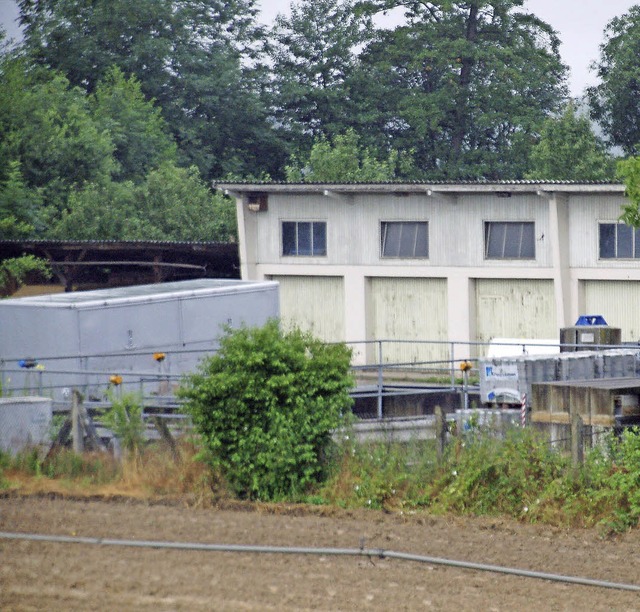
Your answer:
[179,320,354,500]
[101,392,146,456]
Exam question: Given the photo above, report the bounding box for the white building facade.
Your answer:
[218,181,639,364]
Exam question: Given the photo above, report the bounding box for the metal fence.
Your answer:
[3,337,618,455]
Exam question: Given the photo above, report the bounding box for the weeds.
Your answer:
[4,424,640,533]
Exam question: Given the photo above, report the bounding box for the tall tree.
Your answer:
[0,57,115,219]
[18,0,286,180]
[90,67,177,183]
[588,6,640,156]
[268,0,376,155]
[354,0,568,179]
[525,103,616,181]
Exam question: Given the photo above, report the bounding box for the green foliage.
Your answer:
[41,449,120,483]
[0,160,42,237]
[588,6,640,155]
[616,156,640,227]
[285,130,403,182]
[317,437,438,510]
[0,255,51,297]
[49,165,237,241]
[18,0,287,181]
[179,320,354,500]
[420,428,568,516]
[90,66,177,183]
[0,58,115,221]
[526,103,616,181]
[354,0,568,179]
[317,425,640,533]
[101,392,146,456]
[269,0,376,155]
[589,428,640,532]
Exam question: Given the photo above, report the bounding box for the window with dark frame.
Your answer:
[599,222,640,259]
[484,221,535,259]
[381,221,429,258]
[282,221,327,256]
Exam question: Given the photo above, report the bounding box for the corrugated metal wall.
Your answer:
[369,277,448,364]
[270,275,345,342]
[475,279,557,343]
[584,280,640,341]
[568,194,628,267]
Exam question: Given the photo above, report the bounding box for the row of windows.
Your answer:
[281,221,637,260]
[282,220,535,259]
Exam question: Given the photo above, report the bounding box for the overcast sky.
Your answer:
[0,0,637,96]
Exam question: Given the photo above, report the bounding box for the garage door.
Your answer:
[270,275,345,343]
[584,280,640,342]
[369,277,448,365]
[475,279,556,344]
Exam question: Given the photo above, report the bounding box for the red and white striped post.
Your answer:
[520,393,527,427]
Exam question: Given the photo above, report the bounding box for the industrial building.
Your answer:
[218,180,637,364]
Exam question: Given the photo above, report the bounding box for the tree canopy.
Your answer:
[525,103,615,181]
[352,0,568,179]
[589,6,640,156]
[1,0,637,245]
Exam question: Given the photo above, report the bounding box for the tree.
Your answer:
[90,67,176,183]
[285,129,405,181]
[179,321,354,500]
[268,0,376,155]
[588,6,640,155]
[135,164,237,241]
[0,161,42,238]
[18,0,287,180]
[353,0,568,179]
[49,165,237,242]
[525,103,616,181]
[616,156,640,228]
[0,58,115,221]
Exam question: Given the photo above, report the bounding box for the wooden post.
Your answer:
[153,416,180,463]
[435,405,447,461]
[571,412,584,467]
[72,389,84,453]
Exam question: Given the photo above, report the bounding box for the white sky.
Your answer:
[0,0,637,96]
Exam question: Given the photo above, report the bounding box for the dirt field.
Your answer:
[1,494,640,611]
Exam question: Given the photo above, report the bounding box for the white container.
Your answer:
[0,397,52,454]
[0,279,279,401]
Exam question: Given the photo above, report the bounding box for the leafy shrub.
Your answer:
[101,392,146,456]
[591,427,640,532]
[416,427,569,518]
[179,320,354,500]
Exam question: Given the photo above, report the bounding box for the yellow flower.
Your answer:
[109,375,123,386]
[153,352,166,362]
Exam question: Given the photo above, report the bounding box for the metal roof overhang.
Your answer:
[215,181,626,198]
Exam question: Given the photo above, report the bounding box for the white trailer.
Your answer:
[0,279,279,402]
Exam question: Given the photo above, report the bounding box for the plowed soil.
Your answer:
[1,495,640,611]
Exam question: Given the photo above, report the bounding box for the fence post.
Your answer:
[435,405,447,461]
[377,341,383,419]
[72,389,84,453]
[571,412,584,467]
